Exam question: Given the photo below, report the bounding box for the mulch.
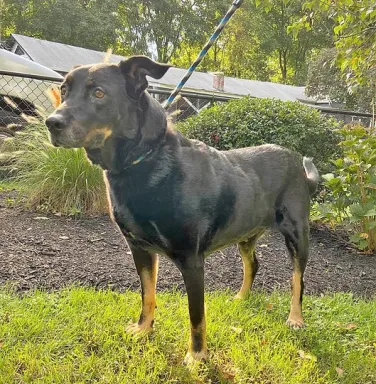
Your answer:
[1,192,376,297]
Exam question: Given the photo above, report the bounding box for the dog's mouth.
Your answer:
[50,127,113,150]
[49,134,61,147]
[48,130,81,149]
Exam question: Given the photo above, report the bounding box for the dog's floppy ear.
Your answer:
[119,56,171,100]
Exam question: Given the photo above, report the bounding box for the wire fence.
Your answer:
[0,71,374,141]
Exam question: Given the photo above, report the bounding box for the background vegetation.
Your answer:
[1,0,375,112]
[312,124,376,252]
[0,121,107,215]
[177,97,341,173]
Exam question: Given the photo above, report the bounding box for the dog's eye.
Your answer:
[60,86,67,97]
[94,89,105,99]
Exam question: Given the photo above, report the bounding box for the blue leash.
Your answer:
[163,0,244,110]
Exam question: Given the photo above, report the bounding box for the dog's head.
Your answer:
[45,56,171,149]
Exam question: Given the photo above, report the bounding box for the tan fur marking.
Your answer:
[127,257,158,334]
[140,260,158,325]
[83,127,112,147]
[46,87,61,108]
[235,241,257,299]
[287,269,304,328]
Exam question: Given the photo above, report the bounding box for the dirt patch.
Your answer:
[1,193,375,297]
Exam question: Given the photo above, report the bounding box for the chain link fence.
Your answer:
[0,71,374,142]
[0,72,60,140]
[0,72,228,140]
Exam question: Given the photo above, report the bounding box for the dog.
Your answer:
[45,56,319,364]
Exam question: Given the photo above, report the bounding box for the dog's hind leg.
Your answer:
[235,231,264,300]
[126,245,159,334]
[276,196,310,329]
[285,228,308,329]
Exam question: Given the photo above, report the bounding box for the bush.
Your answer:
[177,97,341,172]
[1,121,107,215]
[313,124,376,252]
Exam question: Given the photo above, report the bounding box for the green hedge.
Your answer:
[177,97,341,172]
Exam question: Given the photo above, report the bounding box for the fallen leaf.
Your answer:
[336,322,358,330]
[230,326,243,334]
[59,236,69,240]
[34,216,49,220]
[298,350,317,362]
[221,370,236,380]
[266,303,273,310]
[54,212,62,217]
[336,367,344,377]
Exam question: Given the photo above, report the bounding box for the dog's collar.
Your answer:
[124,148,153,170]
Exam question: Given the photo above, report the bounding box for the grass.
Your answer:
[0,121,107,215]
[0,288,375,383]
[15,146,107,215]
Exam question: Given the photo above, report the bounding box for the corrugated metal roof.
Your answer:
[12,34,125,72]
[12,34,313,102]
[156,67,308,101]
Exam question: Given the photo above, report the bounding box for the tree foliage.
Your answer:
[116,1,206,62]
[306,48,374,112]
[1,0,120,51]
[172,0,333,84]
[291,0,376,88]
[1,0,374,94]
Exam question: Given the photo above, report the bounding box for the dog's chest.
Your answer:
[108,176,191,254]
[111,195,169,250]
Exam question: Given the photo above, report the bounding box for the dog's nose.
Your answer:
[45,115,66,132]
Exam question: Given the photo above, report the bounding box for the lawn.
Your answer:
[0,288,375,383]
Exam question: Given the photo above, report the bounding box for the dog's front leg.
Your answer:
[176,254,207,364]
[126,244,159,334]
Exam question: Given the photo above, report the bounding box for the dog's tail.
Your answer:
[303,157,319,195]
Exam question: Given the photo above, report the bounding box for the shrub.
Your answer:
[313,124,376,252]
[177,97,341,172]
[1,121,107,215]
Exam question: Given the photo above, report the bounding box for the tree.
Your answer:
[291,0,376,87]
[171,0,333,85]
[251,0,333,84]
[306,48,374,112]
[171,5,271,80]
[1,0,121,52]
[116,1,206,63]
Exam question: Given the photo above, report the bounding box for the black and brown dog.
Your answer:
[45,56,319,364]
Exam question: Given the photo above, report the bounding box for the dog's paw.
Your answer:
[286,317,305,330]
[234,292,248,300]
[126,321,153,335]
[183,349,208,366]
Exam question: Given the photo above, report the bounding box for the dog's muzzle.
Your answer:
[45,115,67,133]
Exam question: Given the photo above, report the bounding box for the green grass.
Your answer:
[0,288,375,383]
